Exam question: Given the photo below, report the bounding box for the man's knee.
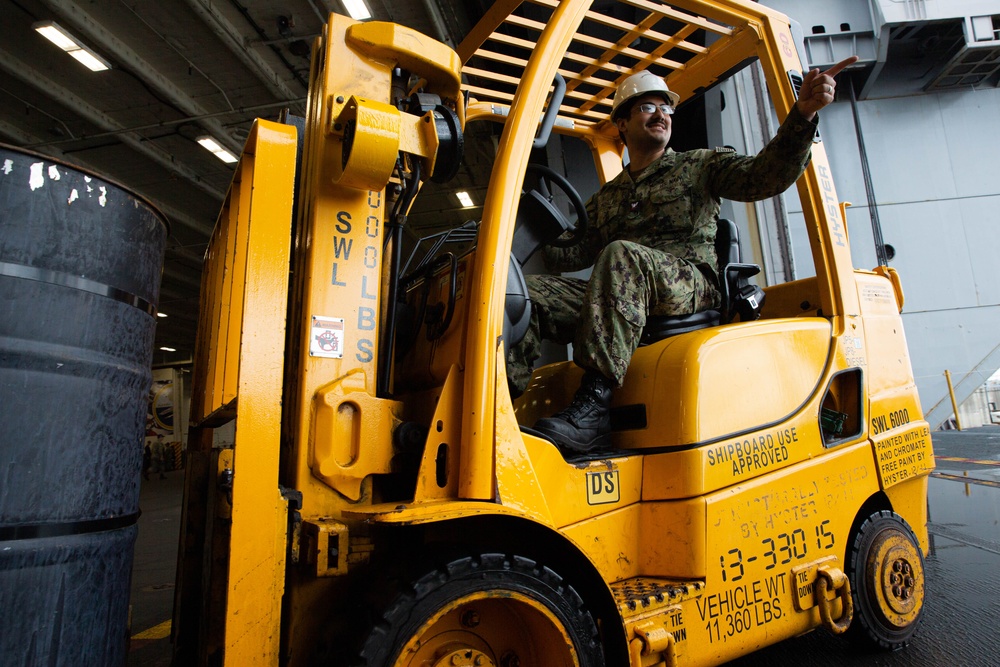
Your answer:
[596,239,638,264]
[594,240,663,278]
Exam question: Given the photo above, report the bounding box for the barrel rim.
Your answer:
[0,140,171,236]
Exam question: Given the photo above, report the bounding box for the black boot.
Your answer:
[534,370,614,454]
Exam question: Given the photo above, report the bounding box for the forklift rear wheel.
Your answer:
[356,553,605,666]
[847,510,925,650]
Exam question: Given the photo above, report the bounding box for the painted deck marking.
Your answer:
[935,456,1000,467]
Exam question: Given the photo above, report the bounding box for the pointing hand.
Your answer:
[796,55,859,120]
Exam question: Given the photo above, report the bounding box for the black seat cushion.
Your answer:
[640,219,754,345]
[640,309,720,344]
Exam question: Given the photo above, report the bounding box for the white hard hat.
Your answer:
[611,71,680,120]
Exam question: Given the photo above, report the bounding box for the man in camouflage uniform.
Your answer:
[512,57,857,454]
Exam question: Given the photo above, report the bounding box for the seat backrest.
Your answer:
[639,218,762,344]
[715,218,740,266]
[718,218,764,324]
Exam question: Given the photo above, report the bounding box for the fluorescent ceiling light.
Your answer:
[33,21,110,72]
[34,23,77,50]
[156,312,168,318]
[159,346,177,352]
[197,136,238,164]
[343,0,372,20]
[455,191,474,208]
[68,49,111,72]
[197,136,224,152]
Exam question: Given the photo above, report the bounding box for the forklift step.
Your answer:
[611,577,704,619]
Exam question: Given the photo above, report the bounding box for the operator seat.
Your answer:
[639,219,764,345]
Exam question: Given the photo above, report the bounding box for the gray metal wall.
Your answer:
[757,0,1000,427]
[784,88,1000,427]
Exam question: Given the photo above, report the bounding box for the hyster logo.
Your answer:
[586,470,620,505]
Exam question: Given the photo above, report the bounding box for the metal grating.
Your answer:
[457,0,739,129]
[612,577,704,616]
[927,42,1000,91]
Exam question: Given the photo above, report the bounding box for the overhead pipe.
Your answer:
[25,99,305,150]
[848,79,889,267]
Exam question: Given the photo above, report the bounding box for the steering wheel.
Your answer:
[523,163,589,248]
[504,165,590,349]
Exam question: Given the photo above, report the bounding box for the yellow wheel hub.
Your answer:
[433,648,496,667]
[868,529,924,628]
[394,590,578,667]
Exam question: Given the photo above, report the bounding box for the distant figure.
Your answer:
[142,442,152,481]
[151,435,168,479]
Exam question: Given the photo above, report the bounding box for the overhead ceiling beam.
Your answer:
[0,99,218,238]
[157,295,201,314]
[419,0,456,46]
[155,285,201,312]
[0,46,226,203]
[184,0,304,102]
[41,0,246,155]
[303,0,325,24]
[0,119,43,146]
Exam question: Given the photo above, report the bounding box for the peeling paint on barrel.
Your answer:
[0,144,167,666]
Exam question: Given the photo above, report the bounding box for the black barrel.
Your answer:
[0,145,167,666]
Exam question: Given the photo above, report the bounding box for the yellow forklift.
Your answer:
[172,1,934,665]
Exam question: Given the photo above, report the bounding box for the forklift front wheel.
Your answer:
[356,553,605,666]
[847,510,926,650]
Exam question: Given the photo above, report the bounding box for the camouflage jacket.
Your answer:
[545,105,818,276]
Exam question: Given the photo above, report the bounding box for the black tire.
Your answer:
[355,553,605,666]
[847,510,925,650]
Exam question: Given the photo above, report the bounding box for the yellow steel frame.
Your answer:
[457,0,857,319]
[222,122,296,664]
[376,1,923,662]
[180,120,296,665]
[327,0,924,641]
[459,0,594,499]
[286,14,465,520]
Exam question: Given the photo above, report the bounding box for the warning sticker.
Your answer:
[586,470,620,505]
[310,316,344,358]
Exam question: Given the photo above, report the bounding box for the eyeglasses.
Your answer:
[633,102,674,116]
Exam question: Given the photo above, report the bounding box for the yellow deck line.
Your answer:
[132,619,171,640]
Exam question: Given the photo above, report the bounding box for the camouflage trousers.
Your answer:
[507,240,719,393]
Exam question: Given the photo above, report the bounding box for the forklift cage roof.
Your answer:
[456,0,796,134]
